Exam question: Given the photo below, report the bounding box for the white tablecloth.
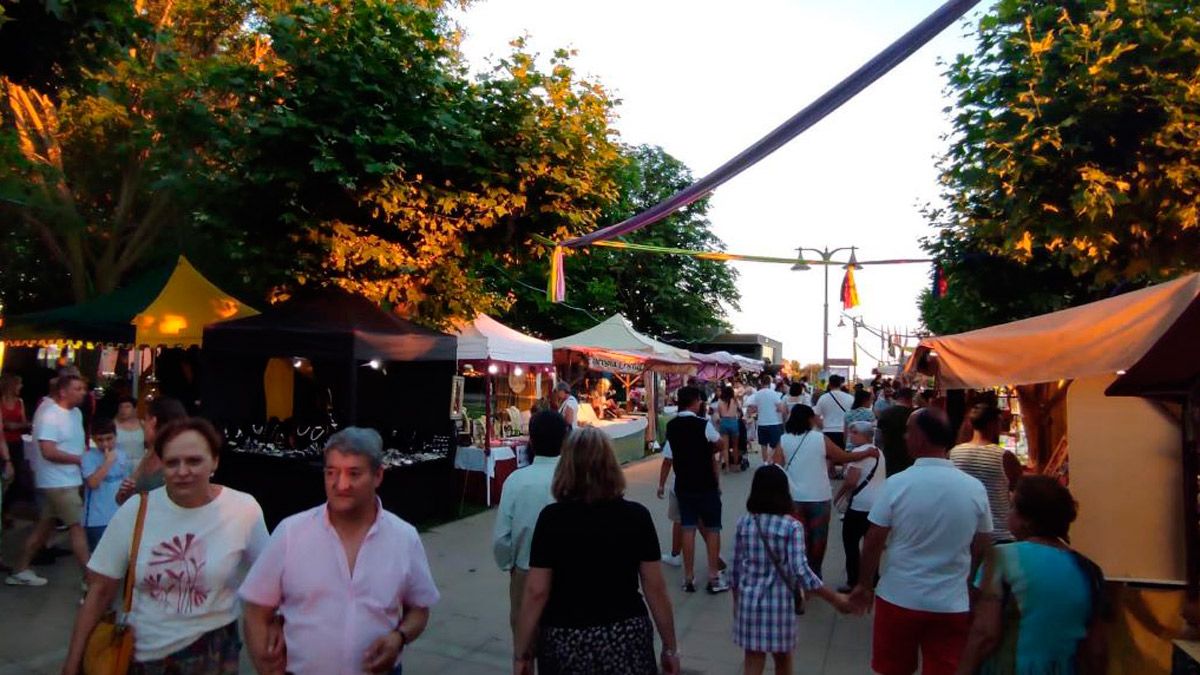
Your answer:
[587,416,648,439]
[453,445,524,478]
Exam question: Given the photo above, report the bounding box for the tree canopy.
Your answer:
[921,0,1200,334]
[0,0,739,336]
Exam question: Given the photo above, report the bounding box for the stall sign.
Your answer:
[588,354,643,375]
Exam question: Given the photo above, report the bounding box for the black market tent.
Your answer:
[202,287,456,362]
[200,287,457,430]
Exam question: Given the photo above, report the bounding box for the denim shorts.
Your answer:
[718,417,740,437]
[676,491,722,531]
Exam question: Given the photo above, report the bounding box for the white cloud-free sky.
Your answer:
[454,0,990,371]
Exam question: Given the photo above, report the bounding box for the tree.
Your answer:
[921,0,1200,334]
[498,144,741,343]
[1,0,624,325]
[0,0,271,306]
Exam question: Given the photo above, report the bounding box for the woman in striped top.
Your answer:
[949,404,1023,543]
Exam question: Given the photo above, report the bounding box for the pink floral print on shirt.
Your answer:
[144,534,210,613]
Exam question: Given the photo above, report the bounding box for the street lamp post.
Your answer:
[793,245,860,373]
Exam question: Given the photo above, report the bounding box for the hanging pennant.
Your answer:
[547,246,566,303]
[841,267,860,309]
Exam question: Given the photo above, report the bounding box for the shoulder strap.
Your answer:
[753,515,798,592]
[785,431,808,470]
[847,455,880,510]
[122,493,150,615]
[831,393,847,412]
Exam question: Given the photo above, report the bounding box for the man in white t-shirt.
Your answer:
[746,374,786,463]
[6,374,90,587]
[813,374,854,449]
[850,408,993,675]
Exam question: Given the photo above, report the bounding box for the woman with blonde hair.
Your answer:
[514,427,680,675]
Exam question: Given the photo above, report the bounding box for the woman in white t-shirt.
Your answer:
[774,405,877,579]
[833,421,886,592]
[63,417,270,674]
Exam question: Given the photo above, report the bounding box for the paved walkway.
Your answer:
[0,455,874,674]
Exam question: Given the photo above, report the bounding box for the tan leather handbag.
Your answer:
[84,493,149,675]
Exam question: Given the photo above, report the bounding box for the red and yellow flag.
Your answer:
[841,267,860,309]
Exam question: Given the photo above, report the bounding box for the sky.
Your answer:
[453,0,991,372]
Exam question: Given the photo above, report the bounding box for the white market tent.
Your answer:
[550,314,693,362]
[453,314,553,365]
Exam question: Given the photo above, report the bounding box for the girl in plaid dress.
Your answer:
[732,466,853,675]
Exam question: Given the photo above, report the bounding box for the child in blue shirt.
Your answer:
[81,418,129,551]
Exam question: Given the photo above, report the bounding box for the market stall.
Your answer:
[0,256,258,402]
[201,287,458,527]
[907,272,1200,673]
[551,315,697,462]
[451,314,554,506]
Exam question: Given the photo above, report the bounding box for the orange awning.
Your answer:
[907,273,1200,389]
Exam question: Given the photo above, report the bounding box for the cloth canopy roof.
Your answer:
[202,287,456,362]
[452,314,552,364]
[1107,288,1200,400]
[907,273,1200,389]
[550,314,693,361]
[0,256,257,347]
[732,355,765,372]
[692,351,738,365]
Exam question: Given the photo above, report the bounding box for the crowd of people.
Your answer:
[492,372,1109,674]
[1,367,438,674]
[0,364,1110,674]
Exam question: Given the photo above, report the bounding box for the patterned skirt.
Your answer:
[132,621,241,675]
[538,614,657,675]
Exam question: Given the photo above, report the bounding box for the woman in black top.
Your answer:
[514,427,680,675]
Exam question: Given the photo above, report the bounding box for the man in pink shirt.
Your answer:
[240,427,440,675]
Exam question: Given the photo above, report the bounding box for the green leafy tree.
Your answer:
[498,144,740,343]
[0,0,271,306]
[921,0,1200,334]
[1,0,623,326]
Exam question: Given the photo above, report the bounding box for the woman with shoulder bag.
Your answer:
[774,405,877,579]
[833,421,886,593]
[732,466,853,675]
[62,417,271,675]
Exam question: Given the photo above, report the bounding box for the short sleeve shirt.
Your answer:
[530,499,660,628]
[239,502,439,675]
[89,487,270,661]
[868,457,992,613]
[35,403,85,488]
[845,448,886,512]
[82,448,131,527]
[814,390,854,432]
[751,388,784,426]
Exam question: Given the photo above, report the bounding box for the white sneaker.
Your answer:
[706,571,731,594]
[660,553,683,567]
[5,570,48,587]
